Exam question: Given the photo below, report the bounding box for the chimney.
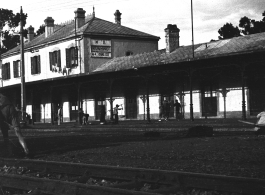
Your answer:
[27,25,34,41]
[164,24,180,53]
[114,10,122,25]
[44,17,54,38]
[75,8,86,28]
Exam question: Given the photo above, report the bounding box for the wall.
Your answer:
[86,38,158,72]
[1,39,81,88]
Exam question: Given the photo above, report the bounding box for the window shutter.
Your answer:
[18,61,21,77]
[7,63,10,79]
[66,48,70,68]
[75,47,78,66]
[57,50,61,68]
[31,57,35,74]
[2,64,6,80]
[37,55,41,73]
[13,61,17,78]
[49,52,53,71]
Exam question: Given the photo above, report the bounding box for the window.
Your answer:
[2,62,10,80]
[31,55,41,75]
[13,60,21,78]
[66,47,78,68]
[49,50,61,72]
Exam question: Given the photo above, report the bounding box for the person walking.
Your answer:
[174,99,181,120]
[0,93,29,157]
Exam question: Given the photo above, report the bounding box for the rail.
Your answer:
[0,158,264,195]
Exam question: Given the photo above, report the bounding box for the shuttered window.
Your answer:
[65,47,78,68]
[2,63,11,80]
[13,60,21,78]
[49,50,61,71]
[31,55,41,75]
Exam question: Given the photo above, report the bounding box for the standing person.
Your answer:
[113,104,122,124]
[174,99,181,120]
[0,93,29,157]
[83,113,89,125]
[78,108,84,125]
[57,106,63,125]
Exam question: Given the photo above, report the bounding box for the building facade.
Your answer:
[1,8,265,123]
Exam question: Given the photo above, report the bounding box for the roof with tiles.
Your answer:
[93,32,265,73]
[2,15,159,57]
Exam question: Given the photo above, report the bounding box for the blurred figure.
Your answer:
[255,108,265,131]
[113,104,122,124]
[78,108,84,125]
[57,105,63,125]
[100,105,106,124]
[0,93,29,157]
[83,113,89,125]
[163,100,170,121]
[174,99,181,120]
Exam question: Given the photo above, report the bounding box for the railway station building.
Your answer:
[1,7,265,123]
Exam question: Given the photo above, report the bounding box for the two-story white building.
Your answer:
[0,8,160,123]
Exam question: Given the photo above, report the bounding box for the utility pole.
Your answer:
[20,6,26,126]
[191,0,195,58]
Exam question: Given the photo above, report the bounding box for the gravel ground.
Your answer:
[3,128,262,179]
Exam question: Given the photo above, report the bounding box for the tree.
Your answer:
[36,24,45,36]
[239,15,265,35]
[0,8,27,54]
[218,10,265,39]
[218,23,241,40]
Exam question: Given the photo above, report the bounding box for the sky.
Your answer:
[1,0,265,49]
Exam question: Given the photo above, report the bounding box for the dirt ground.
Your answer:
[2,127,264,179]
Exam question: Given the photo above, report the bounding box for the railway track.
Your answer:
[0,158,264,195]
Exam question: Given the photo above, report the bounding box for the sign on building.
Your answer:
[91,39,111,58]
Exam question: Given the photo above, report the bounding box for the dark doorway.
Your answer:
[95,100,106,120]
[126,96,137,119]
[70,101,78,121]
[33,104,41,122]
[161,95,174,118]
[249,88,265,116]
[202,96,217,117]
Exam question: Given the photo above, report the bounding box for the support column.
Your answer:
[189,69,194,121]
[241,69,247,120]
[140,95,146,120]
[50,87,54,125]
[217,88,230,119]
[145,77,150,122]
[176,91,185,119]
[77,83,82,125]
[108,79,114,121]
[31,90,34,125]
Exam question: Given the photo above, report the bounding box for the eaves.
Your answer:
[2,33,83,59]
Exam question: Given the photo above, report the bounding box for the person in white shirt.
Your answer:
[255,110,265,131]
